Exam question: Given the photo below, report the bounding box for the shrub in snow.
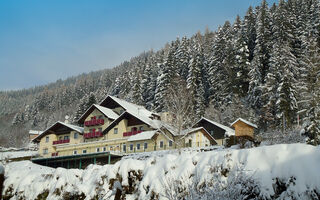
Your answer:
[259,128,306,146]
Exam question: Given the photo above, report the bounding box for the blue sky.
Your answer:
[0,0,277,91]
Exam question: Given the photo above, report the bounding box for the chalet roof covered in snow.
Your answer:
[231,118,258,129]
[195,117,235,136]
[77,104,119,124]
[102,111,162,135]
[127,130,158,142]
[99,95,158,118]
[181,127,217,143]
[32,121,84,142]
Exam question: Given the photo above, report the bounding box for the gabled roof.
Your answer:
[194,117,235,136]
[32,121,84,143]
[127,130,158,142]
[231,118,258,129]
[181,126,217,144]
[99,95,158,118]
[102,111,161,134]
[77,104,119,124]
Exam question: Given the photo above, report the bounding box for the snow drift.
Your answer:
[2,144,320,200]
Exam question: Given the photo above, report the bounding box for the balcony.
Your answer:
[51,152,58,157]
[84,117,104,127]
[123,130,143,137]
[52,139,70,145]
[84,131,103,139]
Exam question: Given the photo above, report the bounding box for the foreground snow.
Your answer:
[2,144,320,199]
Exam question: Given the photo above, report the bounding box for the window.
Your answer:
[114,128,118,134]
[64,135,69,140]
[130,144,133,151]
[160,141,164,148]
[137,143,140,150]
[98,115,103,119]
[74,132,78,139]
[59,136,62,140]
[210,130,214,135]
[139,126,144,131]
[73,150,77,155]
[45,136,49,143]
[96,147,100,152]
[144,142,148,150]
[43,148,48,154]
[119,109,124,114]
[103,147,107,152]
[123,144,126,152]
[132,127,137,132]
[169,140,173,147]
[82,149,87,154]
[98,128,102,132]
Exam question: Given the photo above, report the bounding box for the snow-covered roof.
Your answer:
[231,118,258,129]
[94,104,119,120]
[181,127,205,135]
[127,130,158,142]
[77,104,119,123]
[101,95,157,118]
[28,130,42,135]
[32,121,84,142]
[196,117,235,136]
[181,127,217,143]
[58,121,84,133]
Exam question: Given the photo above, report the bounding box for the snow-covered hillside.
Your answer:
[2,144,320,200]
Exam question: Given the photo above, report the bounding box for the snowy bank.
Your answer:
[2,144,320,200]
[0,151,38,162]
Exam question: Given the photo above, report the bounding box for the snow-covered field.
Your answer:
[2,143,320,200]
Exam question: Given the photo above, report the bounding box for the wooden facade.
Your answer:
[231,118,257,138]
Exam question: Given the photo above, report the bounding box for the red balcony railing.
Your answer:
[51,152,58,157]
[84,131,103,139]
[52,139,70,145]
[84,117,104,127]
[123,130,143,137]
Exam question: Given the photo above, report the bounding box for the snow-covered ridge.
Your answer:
[2,144,320,200]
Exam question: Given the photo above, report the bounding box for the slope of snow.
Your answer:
[2,144,320,200]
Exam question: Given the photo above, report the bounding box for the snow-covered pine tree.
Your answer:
[302,39,320,145]
[248,0,272,128]
[243,6,257,62]
[175,36,190,80]
[208,21,233,107]
[187,36,206,118]
[154,46,176,112]
[233,16,250,97]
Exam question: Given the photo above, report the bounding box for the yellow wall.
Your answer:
[84,108,112,134]
[182,130,212,147]
[39,133,57,157]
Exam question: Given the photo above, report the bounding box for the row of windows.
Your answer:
[124,140,173,151]
[45,133,79,143]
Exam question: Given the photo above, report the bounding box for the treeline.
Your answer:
[0,0,319,147]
